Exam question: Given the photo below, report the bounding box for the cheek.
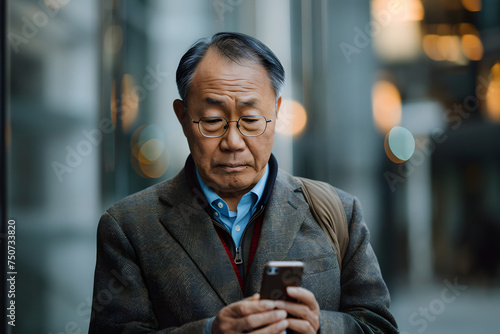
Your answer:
[261,130,275,149]
[189,138,218,165]
[249,136,274,161]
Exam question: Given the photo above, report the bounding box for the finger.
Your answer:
[276,301,320,333]
[230,299,281,318]
[236,309,288,333]
[281,288,320,332]
[286,287,320,311]
[251,319,289,334]
[278,300,314,319]
[214,300,286,334]
[286,317,317,334]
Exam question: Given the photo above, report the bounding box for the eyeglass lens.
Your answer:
[198,116,267,137]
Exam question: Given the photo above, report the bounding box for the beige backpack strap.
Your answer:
[298,177,349,270]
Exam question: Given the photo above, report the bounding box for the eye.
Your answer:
[240,116,260,123]
[203,118,224,124]
[200,118,225,134]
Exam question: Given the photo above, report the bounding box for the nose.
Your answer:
[220,121,246,152]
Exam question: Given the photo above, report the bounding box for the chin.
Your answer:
[218,173,255,190]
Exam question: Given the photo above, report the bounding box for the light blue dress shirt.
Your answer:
[196,164,269,247]
[198,164,269,334]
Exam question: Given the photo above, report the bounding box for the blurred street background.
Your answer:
[2,0,500,332]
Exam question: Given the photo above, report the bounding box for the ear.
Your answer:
[275,96,282,118]
[173,99,186,123]
[173,99,189,137]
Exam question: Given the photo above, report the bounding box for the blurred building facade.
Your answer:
[3,0,500,333]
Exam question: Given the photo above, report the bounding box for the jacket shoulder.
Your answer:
[104,169,186,221]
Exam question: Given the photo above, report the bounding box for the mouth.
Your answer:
[217,164,248,172]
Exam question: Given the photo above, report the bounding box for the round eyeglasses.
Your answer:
[186,112,272,138]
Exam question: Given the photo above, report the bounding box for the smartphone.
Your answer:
[260,261,304,302]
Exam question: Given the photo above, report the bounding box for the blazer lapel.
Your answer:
[245,172,309,296]
[158,171,244,305]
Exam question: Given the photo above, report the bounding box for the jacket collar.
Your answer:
[158,171,243,304]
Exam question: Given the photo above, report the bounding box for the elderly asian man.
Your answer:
[90,32,398,334]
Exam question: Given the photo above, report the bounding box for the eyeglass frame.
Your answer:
[183,106,273,138]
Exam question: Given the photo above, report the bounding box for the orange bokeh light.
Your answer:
[461,34,484,61]
[423,34,445,61]
[438,35,462,62]
[130,125,169,179]
[372,80,402,134]
[486,63,500,122]
[276,100,308,136]
[462,0,481,12]
[406,0,425,21]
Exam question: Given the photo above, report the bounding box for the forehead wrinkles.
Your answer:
[199,77,263,94]
[190,49,273,95]
[190,73,272,108]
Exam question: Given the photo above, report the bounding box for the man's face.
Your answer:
[174,48,281,199]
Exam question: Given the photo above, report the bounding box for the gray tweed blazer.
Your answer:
[89,168,398,333]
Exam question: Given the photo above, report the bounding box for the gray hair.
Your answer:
[176,32,285,102]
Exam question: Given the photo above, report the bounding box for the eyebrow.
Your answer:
[204,97,225,107]
[203,97,260,108]
[238,99,258,108]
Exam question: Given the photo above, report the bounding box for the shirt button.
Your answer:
[214,212,219,217]
[235,225,241,232]
[218,202,223,209]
